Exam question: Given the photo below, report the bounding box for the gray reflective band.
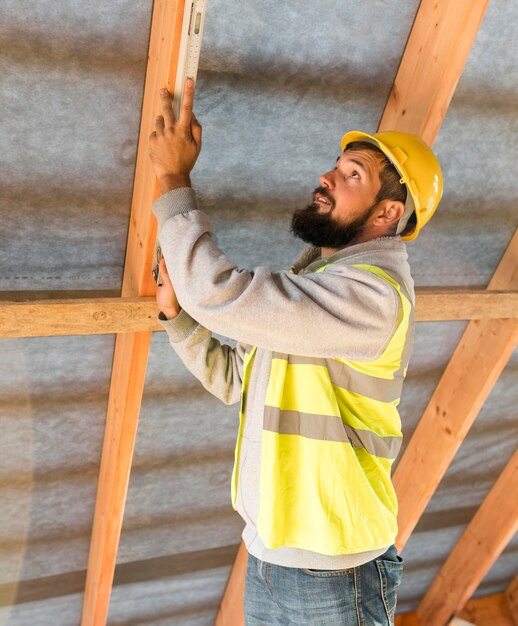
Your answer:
[271,352,403,403]
[264,407,402,460]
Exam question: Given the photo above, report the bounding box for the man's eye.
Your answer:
[351,170,360,178]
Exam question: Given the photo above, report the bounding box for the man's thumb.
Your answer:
[159,258,171,284]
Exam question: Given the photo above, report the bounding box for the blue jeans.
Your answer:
[244,544,403,625]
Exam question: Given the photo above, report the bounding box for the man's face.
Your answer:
[291,149,384,248]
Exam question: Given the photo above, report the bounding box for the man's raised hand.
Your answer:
[149,78,203,194]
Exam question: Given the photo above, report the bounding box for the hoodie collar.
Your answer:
[290,236,404,274]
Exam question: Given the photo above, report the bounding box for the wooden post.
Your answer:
[416,448,518,626]
[398,592,517,626]
[505,573,518,626]
[80,1,186,624]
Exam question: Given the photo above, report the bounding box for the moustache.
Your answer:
[312,186,335,208]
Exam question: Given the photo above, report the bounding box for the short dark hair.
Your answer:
[344,140,413,236]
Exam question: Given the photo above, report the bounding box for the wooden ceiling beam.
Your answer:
[505,573,518,626]
[216,1,491,624]
[80,1,186,625]
[416,447,518,625]
[394,229,518,550]
[2,288,518,339]
[378,0,490,143]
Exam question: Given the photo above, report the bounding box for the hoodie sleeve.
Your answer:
[158,307,246,406]
[153,187,400,361]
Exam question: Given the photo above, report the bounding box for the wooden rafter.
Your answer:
[394,229,518,550]
[214,543,248,626]
[396,592,517,626]
[416,448,518,625]
[378,0,490,143]
[215,1,491,623]
[394,612,422,626]
[459,592,517,626]
[80,1,186,624]
[1,288,517,339]
[505,573,518,626]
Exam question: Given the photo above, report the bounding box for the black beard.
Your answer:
[290,187,377,249]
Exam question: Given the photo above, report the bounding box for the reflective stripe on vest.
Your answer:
[233,262,414,556]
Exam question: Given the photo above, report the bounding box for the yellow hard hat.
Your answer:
[340,130,443,241]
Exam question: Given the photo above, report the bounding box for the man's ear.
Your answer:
[372,200,405,228]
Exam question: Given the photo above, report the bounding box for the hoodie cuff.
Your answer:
[157,308,199,342]
[152,187,200,230]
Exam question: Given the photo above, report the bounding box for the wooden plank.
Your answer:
[394,230,518,550]
[398,593,516,626]
[214,541,247,626]
[1,288,517,339]
[394,612,422,626]
[378,0,490,145]
[0,297,162,337]
[80,1,186,625]
[215,2,492,625]
[81,333,151,626]
[459,593,516,626]
[415,289,518,322]
[505,573,518,625]
[416,448,518,626]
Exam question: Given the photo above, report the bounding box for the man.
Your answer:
[149,79,442,625]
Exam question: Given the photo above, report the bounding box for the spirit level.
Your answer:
[153,0,208,286]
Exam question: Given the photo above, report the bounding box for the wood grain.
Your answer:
[214,541,247,626]
[1,288,517,338]
[379,0,490,145]
[394,231,518,551]
[80,1,187,625]
[459,593,516,626]
[416,448,518,625]
[397,592,516,626]
[505,573,518,626]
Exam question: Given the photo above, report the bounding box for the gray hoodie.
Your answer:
[153,187,415,569]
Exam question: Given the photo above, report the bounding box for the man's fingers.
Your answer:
[177,78,195,129]
[155,115,165,134]
[160,88,175,128]
[159,258,171,284]
[191,113,202,145]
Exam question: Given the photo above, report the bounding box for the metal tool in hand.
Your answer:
[153,0,208,285]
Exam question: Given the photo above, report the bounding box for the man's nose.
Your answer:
[319,170,336,189]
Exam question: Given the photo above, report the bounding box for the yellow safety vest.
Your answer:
[231,262,414,556]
